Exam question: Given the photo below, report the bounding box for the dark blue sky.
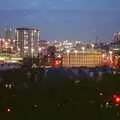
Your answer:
[0,0,120,40]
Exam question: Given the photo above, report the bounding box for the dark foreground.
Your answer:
[0,67,120,120]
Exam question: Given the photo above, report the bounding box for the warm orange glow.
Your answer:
[62,51,102,67]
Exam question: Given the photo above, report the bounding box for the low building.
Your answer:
[62,51,103,67]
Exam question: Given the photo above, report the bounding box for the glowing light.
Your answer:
[109,51,113,54]
[74,50,78,53]
[7,108,11,112]
[38,48,41,52]
[13,40,16,42]
[113,95,120,104]
[102,54,105,58]
[99,92,103,96]
[5,42,8,45]
[17,48,20,51]
[55,60,59,65]
[8,39,11,42]
[81,46,85,51]
[57,54,61,58]
[91,44,95,48]
[115,97,120,104]
[31,48,34,53]
[66,50,70,53]
[34,104,38,108]
[24,46,28,49]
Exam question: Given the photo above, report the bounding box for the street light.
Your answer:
[5,42,8,46]
[17,48,20,52]
[109,51,113,55]
[102,54,105,58]
[13,40,16,42]
[58,54,61,58]
[8,39,11,42]
[31,48,34,56]
[74,50,78,54]
[66,49,70,53]
[81,46,85,52]
[24,46,28,49]
[38,47,42,52]
[31,48,34,52]
[91,44,95,48]
[91,44,95,52]
[11,46,13,53]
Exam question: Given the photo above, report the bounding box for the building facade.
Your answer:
[4,28,16,40]
[39,40,48,48]
[62,51,103,67]
[16,28,40,57]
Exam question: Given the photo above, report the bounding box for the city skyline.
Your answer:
[0,0,120,40]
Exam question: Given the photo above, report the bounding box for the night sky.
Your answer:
[0,0,120,41]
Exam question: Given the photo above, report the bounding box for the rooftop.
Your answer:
[16,27,40,31]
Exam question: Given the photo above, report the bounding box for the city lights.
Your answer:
[0,26,119,68]
[17,48,20,51]
[102,54,106,58]
[31,48,34,53]
[38,47,42,52]
[81,46,85,51]
[11,46,13,49]
[91,44,95,51]
[109,51,112,54]
[74,50,78,53]
[13,40,16,42]
[7,108,11,112]
[57,54,61,58]
[66,49,70,53]
[5,42,8,45]
[24,46,28,49]
[91,44,95,48]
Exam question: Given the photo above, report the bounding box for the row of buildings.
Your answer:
[1,27,120,68]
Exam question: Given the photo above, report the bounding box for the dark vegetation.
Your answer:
[0,68,120,120]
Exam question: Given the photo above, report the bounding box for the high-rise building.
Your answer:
[4,28,16,40]
[3,28,17,53]
[109,32,120,52]
[113,32,120,42]
[16,28,40,57]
